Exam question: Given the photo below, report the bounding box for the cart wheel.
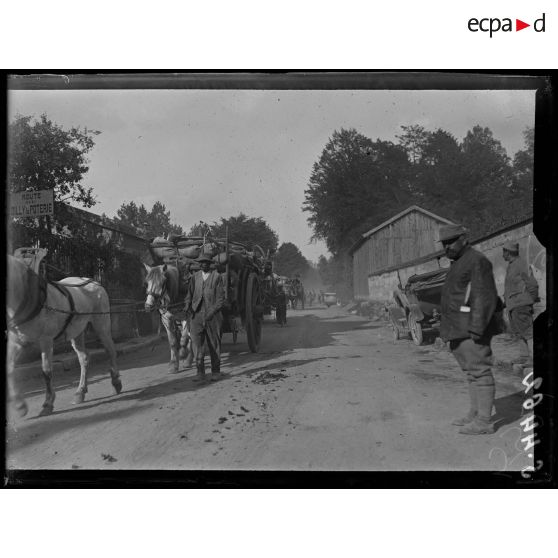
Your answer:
[409,314,423,345]
[245,273,262,353]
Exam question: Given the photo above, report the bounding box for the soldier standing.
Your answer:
[503,241,537,372]
[439,224,499,435]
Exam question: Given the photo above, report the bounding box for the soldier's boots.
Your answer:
[452,384,478,426]
[459,385,495,435]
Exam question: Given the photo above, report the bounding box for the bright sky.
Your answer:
[8,88,535,262]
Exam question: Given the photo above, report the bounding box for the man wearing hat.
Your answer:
[438,224,499,435]
[503,241,537,371]
[184,253,225,382]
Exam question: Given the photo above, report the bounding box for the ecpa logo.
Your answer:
[468,13,546,37]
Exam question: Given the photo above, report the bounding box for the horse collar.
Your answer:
[8,272,48,329]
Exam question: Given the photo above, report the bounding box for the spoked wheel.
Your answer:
[408,314,423,346]
[245,273,262,352]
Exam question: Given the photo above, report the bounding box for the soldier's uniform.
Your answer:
[439,224,498,435]
[503,241,536,367]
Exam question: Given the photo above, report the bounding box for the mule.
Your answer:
[6,255,122,417]
[144,263,193,374]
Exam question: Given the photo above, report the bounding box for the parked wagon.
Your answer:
[148,232,266,352]
[387,268,448,345]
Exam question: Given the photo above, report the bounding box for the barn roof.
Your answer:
[348,205,455,255]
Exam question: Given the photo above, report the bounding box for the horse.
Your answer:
[143,263,193,374]
[287,280,305,310]
[6,255,122,417]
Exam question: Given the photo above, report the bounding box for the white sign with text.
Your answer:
[9,190,54,217]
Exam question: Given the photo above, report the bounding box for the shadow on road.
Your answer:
[7,405,149,453]
[17,340,173,398]
[492,390,525,431]
[13,311,383,431]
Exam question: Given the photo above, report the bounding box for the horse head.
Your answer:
[144,263,168,311]
[7,255,35,323]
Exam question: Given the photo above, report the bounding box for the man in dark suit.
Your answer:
[184,254,225,382]
[439,224,499,435]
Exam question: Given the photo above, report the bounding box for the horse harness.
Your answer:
[8,271,48,330]
[8,270,97,340]
[50,282,77,340]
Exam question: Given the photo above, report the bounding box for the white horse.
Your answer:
[6,255,122,417]
[144,263,193,374]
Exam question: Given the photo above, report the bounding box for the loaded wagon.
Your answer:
[148,233,266,352]
[387,268,448,345]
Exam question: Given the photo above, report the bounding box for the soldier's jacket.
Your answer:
[504,256,536,310]
[440,246,498,341]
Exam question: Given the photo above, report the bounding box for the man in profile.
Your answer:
[439,224,499,435]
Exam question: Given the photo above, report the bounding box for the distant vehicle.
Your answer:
[323,292,337,307]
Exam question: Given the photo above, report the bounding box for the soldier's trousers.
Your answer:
[449,337,495,387]
[509,306,534,364]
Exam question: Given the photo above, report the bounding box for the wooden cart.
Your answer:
[148,232,265,353]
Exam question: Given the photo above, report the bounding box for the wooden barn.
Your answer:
[349,206,455,301]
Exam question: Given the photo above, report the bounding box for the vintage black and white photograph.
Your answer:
[4,73,551,479]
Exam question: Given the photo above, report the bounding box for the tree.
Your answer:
[188,220,213,237]
[511,126,534,212]
[209,213,279,254]
[457,125,515,230]
[113,200,184,238]
[317,253,352,300]
[303,128,412,256]
[8,113,99,207]
[396,124,430,165]
[400,128,465,210]
[274,242,310,277]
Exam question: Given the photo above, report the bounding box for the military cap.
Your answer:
[502,241,519,253]
[438,223,468,242]
[197,254,214,263]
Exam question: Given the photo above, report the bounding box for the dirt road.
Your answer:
[6,306,531,471]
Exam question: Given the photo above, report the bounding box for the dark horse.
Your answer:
[287,279,305,310]
[144,263,193,373]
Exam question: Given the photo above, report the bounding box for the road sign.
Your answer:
[9,190,54,217]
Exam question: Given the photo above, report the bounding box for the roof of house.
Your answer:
[348,205,455,255]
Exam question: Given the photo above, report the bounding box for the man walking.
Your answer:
[184,254,226,383]
[439,224,499,435]
[503,241,537,372]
